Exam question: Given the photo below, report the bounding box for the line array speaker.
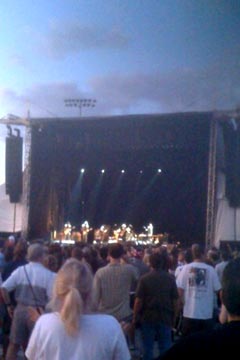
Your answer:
[5,135,23,203]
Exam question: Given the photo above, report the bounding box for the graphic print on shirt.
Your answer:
[188,267,207,288]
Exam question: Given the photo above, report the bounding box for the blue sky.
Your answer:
[0,0,240,184]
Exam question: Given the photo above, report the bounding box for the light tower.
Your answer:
[64,98,97,116]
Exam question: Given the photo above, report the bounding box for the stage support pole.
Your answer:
[205,116,217,249]
[13,203,17,233]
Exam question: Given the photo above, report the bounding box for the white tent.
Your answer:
[0,183,23,233]
[214,119,240,248]
[214,171,240,247]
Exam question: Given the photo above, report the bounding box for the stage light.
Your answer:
[64,98,97,116]
[158,169,162,173]
[101,169,105,173]
[140,170,143,174]
[121,170,125,173]
[81,168,85,173]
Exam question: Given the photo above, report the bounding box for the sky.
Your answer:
[0,0,240,184]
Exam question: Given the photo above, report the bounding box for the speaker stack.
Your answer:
[5,127,23,203]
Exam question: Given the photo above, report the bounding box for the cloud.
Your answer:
[89,61,240,114]
[40,21,129,59]
[0,83,97,118]
[0,59,239,119]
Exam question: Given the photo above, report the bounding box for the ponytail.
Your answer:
[60,287,83,336]
[50,258,93,336]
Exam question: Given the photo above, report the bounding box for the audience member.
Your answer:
[176,243,221,336]
[25,258,130,360]
[1,243,56,360]
[215,248,232,284]
[132,252,179,360]
[1,240,28,357]
[159,257,240,358]
[92,243,138,322]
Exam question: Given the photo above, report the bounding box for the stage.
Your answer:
[24,112,212,245]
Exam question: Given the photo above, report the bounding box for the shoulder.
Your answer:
[32,313,61,334]
[161,328,217,359]
[85,313,119,323]
[37,312,59,325]
[178,263,191,273]
[138,270,152,282]
[82,314,122,332]
[95,264,110,276]
[123,263,137,273]
[36,263,57,278]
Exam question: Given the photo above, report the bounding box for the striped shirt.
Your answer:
[92,263,138,321]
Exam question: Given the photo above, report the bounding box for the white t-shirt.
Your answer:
[174,265,184,279]
[25,313,131,360]
[177,261,221,319]
[2,262,55,306]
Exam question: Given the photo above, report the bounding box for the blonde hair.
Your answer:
[50,258,93,336]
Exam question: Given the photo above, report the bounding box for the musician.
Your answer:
[63,222,72,240]
[119,224,127,241]
[100,225,110,242]
[147,223,153,238]
[81,221,90,243]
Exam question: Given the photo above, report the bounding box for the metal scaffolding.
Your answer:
[21,123,32,238]
[205,117,217,249]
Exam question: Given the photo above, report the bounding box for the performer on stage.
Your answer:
[63,222,72,240]
[81,220,90,242]
[147,223,153,238]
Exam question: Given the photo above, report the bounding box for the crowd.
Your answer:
[0,234,238,360]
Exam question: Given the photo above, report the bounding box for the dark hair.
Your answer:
[222,258,240,316]
[220,249,232,262]
[4,246,14,262]
[13,240,27,261]
[99,246,108,260]
[71,247,83,261]
[149,253,166,270]
[184,248,193,264]
[108,243,124,259]
[43,254,58,272]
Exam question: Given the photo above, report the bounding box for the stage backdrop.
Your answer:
[26,112,212,246]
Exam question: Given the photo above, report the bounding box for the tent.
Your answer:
[0,183,23,233]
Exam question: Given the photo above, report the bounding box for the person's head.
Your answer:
[43,254,58,272]
[222,257,240,318]
[50,258,93,335]
[99,246,108,260]
[191,243,204,260]
[108,243,124,259]
[4,246,14,262]
[184,248,193,264]
[13,240,27,261]
[206,247,220,265]
[177,250,185,263]
[149,252,167,271]
[71,247,83,262]
[27,243,47,262]
[220,248,232,262]
[8,235,15,246]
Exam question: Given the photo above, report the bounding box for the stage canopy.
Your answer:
[26,112,212,245]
